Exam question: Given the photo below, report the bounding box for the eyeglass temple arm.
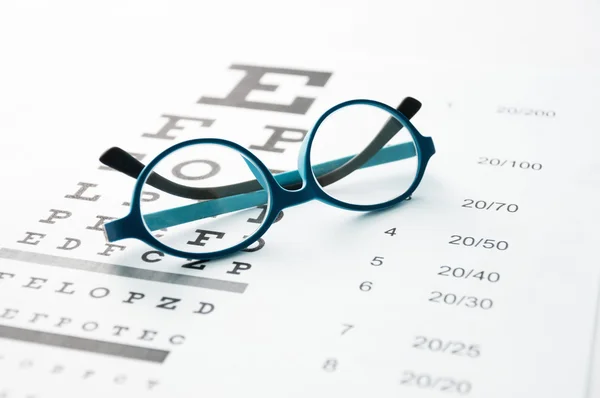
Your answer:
[106,139,417,239]
[135,142,416,233]
[98,97,421,199]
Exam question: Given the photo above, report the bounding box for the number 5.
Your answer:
[370,256,384,266]
[483,239,495,249]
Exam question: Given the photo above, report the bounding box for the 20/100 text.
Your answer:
[478,157,542,170]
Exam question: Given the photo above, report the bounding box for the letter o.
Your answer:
[172,160,220,181]
[89,287,110,298]
[82,322,99,331]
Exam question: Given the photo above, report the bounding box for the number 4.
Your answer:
[385,228,397,236]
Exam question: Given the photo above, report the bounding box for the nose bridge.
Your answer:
[276,185,315,209]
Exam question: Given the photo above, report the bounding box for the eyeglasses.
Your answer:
[100,98,436,260]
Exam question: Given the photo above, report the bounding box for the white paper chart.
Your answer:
[1,2,600,397]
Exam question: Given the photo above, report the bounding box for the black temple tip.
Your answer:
[99,147,129,166]
[397,97,422,120]
[99,147,145,179]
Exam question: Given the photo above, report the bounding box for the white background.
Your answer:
[1,1,599,397]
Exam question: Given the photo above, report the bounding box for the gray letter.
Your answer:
[82,322,98,332]
[142,114,214,140]
[97,243,125,257]
[194,302,215,315]
[114,375,127,385]
[39,209,72,224]
[172,159,220,181]
[198,64,331,114]
[17,232,45,246]
[169,335,185,345]
[247,204,283,224]
[227,262,252,275]
[242,237,265,253]
[19,360,33,369]
[29,313,48,324]
[22,277,47,289]
[123,292,145,304]
[65,182,100,202]
[142,250,164,263]
[181,259,208,270]
[89,287,110,298]
[55,282,75,295]
[138,330,157,342]
[82,370,95,379]
[249,126,307,153]
[55,317,72,328]
[112,325,129,336]
[0,272,15,281]
[57,237,81,251]
[0,309,18,320]
[156,297,180,310]
[187,229,225,247]
[87,215,116,232]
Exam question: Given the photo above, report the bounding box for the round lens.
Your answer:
[139,143,271,254]
[309,103,419,206]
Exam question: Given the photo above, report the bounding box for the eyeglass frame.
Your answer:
[103,98,436,260]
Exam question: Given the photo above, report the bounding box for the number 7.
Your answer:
[341,324,354,335]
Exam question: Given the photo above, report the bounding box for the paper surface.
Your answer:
[1,1,600,397]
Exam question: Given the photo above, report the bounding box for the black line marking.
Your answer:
[0,324,169,363]
[0,248,247,293]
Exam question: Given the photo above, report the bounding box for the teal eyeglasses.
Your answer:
[100,98,436,260]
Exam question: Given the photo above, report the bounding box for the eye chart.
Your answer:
[1,1,600,397]
[0,57,599,398]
